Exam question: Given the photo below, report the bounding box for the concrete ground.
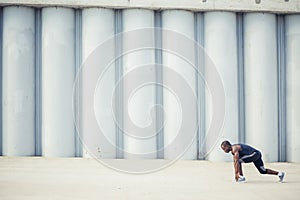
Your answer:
[0,157,299,200]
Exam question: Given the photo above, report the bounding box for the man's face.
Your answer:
[221,145,231,153]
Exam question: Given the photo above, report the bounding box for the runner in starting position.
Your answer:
[221,140,285,182]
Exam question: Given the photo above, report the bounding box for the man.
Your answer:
[221,140,285,182]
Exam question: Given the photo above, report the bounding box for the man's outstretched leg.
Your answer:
[254,158,285,182]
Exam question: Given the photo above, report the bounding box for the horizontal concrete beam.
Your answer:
[0,0,299,13]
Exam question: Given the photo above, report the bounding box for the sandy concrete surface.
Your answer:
[0,157,299,200]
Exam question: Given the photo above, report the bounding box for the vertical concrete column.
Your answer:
[81,8,115,158]
[286,15,300,162]
[2,6,35,156]
[42,8,75,157]
[162,10,197,160]
[244,13,278,162]
[204,12,239,161]
[122,9,156,159]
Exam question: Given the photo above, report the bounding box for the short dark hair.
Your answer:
[221,140,231,147]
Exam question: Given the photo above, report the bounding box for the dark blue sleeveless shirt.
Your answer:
[236,144,260,157]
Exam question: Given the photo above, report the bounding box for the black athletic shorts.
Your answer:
[238,151,267,174]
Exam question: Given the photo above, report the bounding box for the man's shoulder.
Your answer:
[232,144,242,153]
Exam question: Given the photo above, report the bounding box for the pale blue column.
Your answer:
[42,7,75,157]
[122,9,157,159]
[286,15,300,163]
[162,10,197,160]
[204,12,239,162]
[2,6,35,156]
[81,8,116,158]
[244,13,278,162]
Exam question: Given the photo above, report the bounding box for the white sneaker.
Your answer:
[238,176,246,183]
[278,172,285,182]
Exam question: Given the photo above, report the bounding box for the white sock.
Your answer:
[278,172,283,176]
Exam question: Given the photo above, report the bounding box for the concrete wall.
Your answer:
[1,6,300,162]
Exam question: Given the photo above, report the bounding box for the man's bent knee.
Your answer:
[258,166,267,174]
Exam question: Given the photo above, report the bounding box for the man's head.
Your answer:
[221,140,232,153]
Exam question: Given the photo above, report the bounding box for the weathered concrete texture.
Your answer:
[0,0,300,13]
[0,157,299,200]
